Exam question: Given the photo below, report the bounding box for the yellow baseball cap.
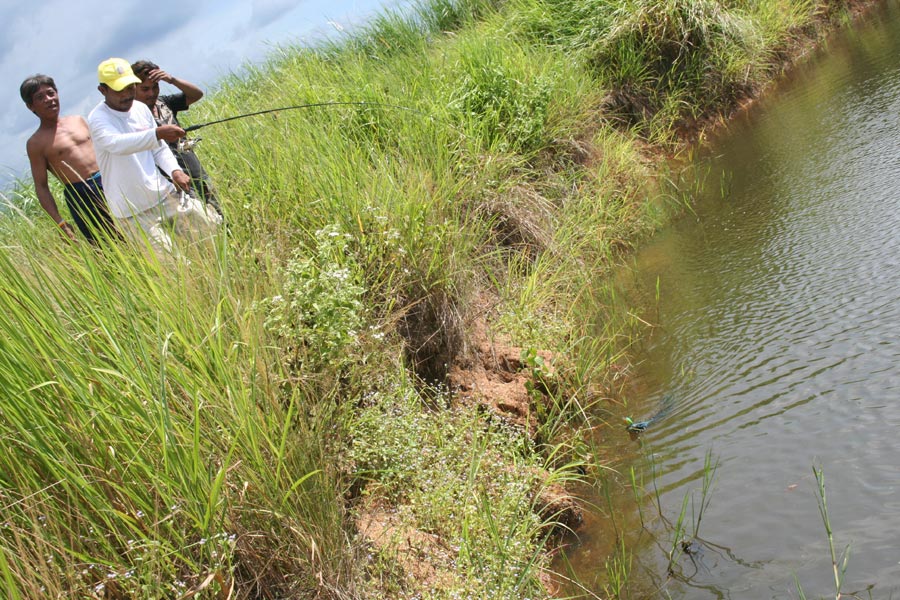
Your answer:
[97,58,141,91]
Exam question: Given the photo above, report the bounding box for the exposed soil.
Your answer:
[356,502,461,592]
[447,321,550,436]
[446,318,584,529]
[356,306,585,593]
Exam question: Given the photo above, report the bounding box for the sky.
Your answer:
[1,0,399,190]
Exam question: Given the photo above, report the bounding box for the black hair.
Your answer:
[130,60,159,81]
[20,74,56,105]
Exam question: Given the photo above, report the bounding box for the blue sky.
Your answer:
[1,0,399,189]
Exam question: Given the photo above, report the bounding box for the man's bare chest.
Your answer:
[48,125,90,158]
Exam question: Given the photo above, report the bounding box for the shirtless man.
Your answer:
[21,74,117,243]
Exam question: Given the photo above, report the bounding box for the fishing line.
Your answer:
[182,101,434,133]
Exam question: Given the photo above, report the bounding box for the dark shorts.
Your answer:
[63,172,119,243]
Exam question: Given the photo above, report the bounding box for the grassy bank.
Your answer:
[0,0,875,597]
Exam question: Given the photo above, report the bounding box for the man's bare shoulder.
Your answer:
[26,124,53,156]
[60,114,89,127]
[58,114,92,137]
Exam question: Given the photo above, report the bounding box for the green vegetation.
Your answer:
[0,0,870,597]
[797,464,852,600]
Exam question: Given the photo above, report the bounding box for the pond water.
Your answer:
[563,3,900,598]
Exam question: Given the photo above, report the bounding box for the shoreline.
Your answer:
[434,0,891,594]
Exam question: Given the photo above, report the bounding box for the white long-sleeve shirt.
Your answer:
[88,101,181,218]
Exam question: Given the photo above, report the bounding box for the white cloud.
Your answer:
[251,0,308,28]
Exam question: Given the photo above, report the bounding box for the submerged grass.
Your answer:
[0,0,873,597]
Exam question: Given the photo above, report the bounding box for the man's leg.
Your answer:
[118,193,219,256]
[172,191,221,241]
[116,205,175,256]
[63,176,120,243]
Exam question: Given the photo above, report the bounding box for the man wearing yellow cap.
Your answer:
[87,57,220,255]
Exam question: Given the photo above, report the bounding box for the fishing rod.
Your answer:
[182,101,433,133]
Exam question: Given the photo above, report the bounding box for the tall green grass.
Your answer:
[0,230,355,596]
[0,0,865,596]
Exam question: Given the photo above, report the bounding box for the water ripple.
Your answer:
[595,6,900,597]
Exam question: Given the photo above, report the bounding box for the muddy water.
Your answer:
[564,3,900,598]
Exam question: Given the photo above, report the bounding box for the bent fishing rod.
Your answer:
[182,101,434,133]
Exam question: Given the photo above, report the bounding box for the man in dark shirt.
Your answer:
[131,60,222,215]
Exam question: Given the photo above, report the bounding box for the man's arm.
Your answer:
[147,68,203,107]
[88,110,159,156]
[26,139,76,240]
[152,126,191,191]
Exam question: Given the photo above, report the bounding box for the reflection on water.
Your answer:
[564,2,900,598]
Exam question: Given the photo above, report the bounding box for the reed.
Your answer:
[793,464,871,600]
[813,464,851,600]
